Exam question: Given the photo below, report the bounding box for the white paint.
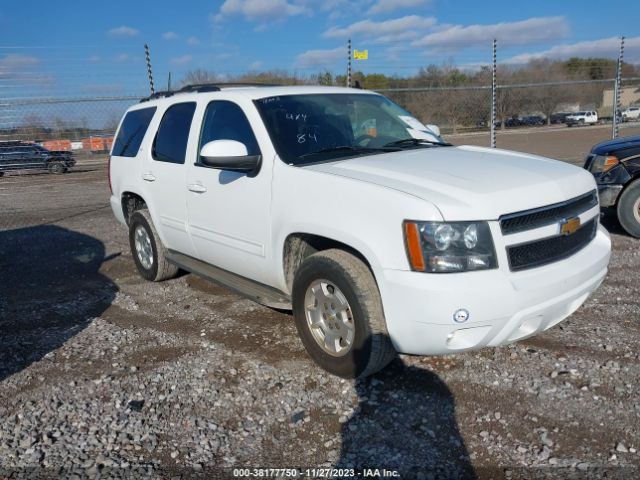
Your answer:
[108,85,611,358]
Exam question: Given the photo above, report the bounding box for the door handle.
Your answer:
[188,183,207,193]
[142,172,156,182]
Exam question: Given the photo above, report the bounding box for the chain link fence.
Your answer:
[379,77,640,137]
[1,45,639,151]
[4,77,638,153]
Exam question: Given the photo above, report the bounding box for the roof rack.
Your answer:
[139,82,280,102]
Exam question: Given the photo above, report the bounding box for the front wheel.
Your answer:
[291,249,396,378]
[47,162,67,174]
[617,180,640,238]
[128,209,179,281]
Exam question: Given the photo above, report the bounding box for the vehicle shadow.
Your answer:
[335,339,476,479]
[600,209,632,237]
[0,225,117,382]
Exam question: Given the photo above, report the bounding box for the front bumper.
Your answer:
[379,224,611,356]
[597,184,623,207]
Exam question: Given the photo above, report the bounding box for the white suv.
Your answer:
[565,110,598,127]
[109,84,611,378]
[621,106,640,122]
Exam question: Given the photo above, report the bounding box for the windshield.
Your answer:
[254,93,447,165]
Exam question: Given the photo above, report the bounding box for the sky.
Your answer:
[1,0,640,97]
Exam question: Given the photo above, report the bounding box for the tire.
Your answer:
[291,249,396,378]
[47,161,67,174]
[128,209,179,281]
[0,172,4,178]
[617,180,640,238]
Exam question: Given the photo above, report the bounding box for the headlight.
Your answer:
[404,221,497,273]
[589,154,619,173]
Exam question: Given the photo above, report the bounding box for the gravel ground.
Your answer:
[1,128,639,479]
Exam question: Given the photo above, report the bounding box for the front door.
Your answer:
[186,99,272,284]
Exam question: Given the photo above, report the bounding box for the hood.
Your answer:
[591,135,640,155]
[303,145,596,220]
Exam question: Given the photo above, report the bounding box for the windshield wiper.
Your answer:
[299,145,390,159]
[383,138,452,148]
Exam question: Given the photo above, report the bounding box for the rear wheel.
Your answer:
[617,180,640,238]
[128,209,179,281]
[291,249,396,378]
[47,161,67,174]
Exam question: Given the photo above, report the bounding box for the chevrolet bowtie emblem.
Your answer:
[560,217,581,236]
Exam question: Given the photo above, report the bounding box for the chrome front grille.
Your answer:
[499,190,598,235]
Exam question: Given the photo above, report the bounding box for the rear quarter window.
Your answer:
[112,107,157,157]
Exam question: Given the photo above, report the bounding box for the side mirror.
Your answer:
[426,124,441,137]
[199,140,261,175]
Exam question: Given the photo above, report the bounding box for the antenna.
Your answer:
[144,43,155,95]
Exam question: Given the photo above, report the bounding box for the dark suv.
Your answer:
[0,141,75,177]
[584,135,640,237]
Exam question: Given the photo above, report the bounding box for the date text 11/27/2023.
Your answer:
[232,468,400,478]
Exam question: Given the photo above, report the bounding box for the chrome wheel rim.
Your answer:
[134,225,153,270]
[304,279,355,357]
[634,196,640,224]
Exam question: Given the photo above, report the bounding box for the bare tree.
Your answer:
[181,69,220,87]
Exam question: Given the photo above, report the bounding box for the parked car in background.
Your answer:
[565,111,598,127]
[0,141,75,177]
[621,107,640,122]
[109,83,610,378]
[584,135,640,237]
[550,112,571,124]
[520,115,545,126]
[504,117,521,128]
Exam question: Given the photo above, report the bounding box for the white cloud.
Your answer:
[323,15,436,44]
[368,0,431,15]
[187,36,200,46]
[504,36,640,64]
[170,55,193,65]
[114,53,130,62]
[249,60,264,70]
[108,25,139,37]
[214,0,307,22]
[87,55,101,63]
[412,16,569,51]
[296,46,344,68]
[0,54,39,78]
[163,31,179,40]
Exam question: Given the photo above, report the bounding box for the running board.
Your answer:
[166,250,292,310]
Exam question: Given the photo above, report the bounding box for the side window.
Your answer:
[112,107,156,157]
[199,101,260,158]
[153,102,196,164]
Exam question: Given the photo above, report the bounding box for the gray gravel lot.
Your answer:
[0,128,639,479]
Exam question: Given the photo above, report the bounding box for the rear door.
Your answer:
[142,102,197,256]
